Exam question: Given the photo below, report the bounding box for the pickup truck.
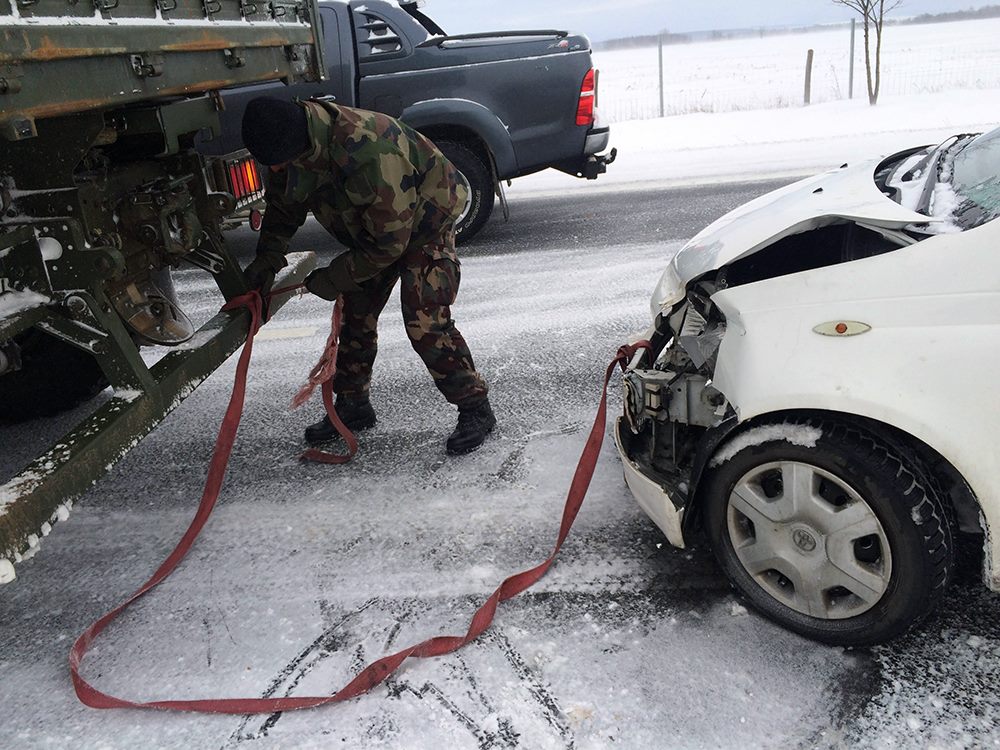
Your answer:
[202,0,616,242]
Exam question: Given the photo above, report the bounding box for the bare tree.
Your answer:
[833,0,902,105]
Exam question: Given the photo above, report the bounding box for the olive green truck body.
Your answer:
[0,0,325,578]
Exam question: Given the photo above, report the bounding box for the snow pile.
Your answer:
[0,498,72,570]
[0,289,49,320]
[928,147,965,234]
[928,182,963,231]
[710,423,823,467]
[885,151,931,212]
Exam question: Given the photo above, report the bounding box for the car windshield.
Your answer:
[949,127,1000,229]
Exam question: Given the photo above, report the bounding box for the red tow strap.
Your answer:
[69,287,651,715]
[289,292,358,465]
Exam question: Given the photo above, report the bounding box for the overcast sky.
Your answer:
[418,0,997,42]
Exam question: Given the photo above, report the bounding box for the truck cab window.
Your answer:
[354,11,404,58]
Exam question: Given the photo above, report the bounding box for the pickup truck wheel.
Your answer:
[437,141,495,244]
[701,418,954,646]
[0,331,108,423]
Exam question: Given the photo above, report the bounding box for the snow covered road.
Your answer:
[2,181,999,749]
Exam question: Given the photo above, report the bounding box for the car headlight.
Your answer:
[650,263,686,319]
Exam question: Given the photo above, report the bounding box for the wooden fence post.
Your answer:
[804,48,814,105]
[849,18,856,99]
[658,34,665,117]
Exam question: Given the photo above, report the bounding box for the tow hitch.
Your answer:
[583,147,617,180]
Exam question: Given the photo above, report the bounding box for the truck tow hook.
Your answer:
[584,147,617,180]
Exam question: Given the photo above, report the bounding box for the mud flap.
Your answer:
[496,177,510,222]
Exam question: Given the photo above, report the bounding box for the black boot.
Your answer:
[446,399,497,455]
[304,397,377,444]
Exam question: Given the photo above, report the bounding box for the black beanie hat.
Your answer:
[241,97,310,166]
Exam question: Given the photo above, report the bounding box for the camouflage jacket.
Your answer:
[256,100,468,291]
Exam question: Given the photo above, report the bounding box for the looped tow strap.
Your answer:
[69,286,652,714]
[288,294,358,465]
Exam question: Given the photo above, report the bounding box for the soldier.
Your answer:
[240,97,496,455]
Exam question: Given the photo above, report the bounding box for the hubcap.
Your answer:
[726,461,892,620]
[791,528,817,553]
[456,170,473,227]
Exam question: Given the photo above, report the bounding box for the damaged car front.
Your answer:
[616,127,1000,646]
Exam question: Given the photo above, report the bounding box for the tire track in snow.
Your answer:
[222,598,379,747]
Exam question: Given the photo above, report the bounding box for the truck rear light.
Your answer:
[226,156,264,207]
[576,68,597,127]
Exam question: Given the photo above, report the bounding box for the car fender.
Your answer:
[399,98,517,177]
[708,221,1000,590]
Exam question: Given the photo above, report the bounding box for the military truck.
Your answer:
[0,0,327,581]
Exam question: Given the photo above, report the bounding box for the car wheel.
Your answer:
[437,140,495,244]
[701,418,954,646]
[0,330,108,423]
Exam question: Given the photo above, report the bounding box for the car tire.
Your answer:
[701,417,953,646]
[437,140,495,244]
[0,331,108,423]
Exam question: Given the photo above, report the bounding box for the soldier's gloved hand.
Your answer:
[305,260,361,301]
[243,250,286,297]
[304,267,341,301]
[244,250,287,322]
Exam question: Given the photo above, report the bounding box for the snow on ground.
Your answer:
[1,235,900,749]
[511,89,1000,197]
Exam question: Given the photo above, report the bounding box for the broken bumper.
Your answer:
[614,417,687,549]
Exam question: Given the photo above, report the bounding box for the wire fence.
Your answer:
[594,19,1000,123]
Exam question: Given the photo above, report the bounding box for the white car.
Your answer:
[616,127,1000,646]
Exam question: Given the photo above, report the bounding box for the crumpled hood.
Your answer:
[651,156,938,313]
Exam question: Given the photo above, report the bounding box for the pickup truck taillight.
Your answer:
[576,68,597,127]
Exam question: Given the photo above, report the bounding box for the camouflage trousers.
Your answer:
[332,240,489,407]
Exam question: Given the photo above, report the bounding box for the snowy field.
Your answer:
[511,88,1000,197]
[594,18,1000,121]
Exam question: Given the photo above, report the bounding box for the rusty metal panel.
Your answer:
[0,23,315,63]
[3,45,310,123]
[0,0,324,136]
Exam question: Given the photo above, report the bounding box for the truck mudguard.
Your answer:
[400,98,518,177]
